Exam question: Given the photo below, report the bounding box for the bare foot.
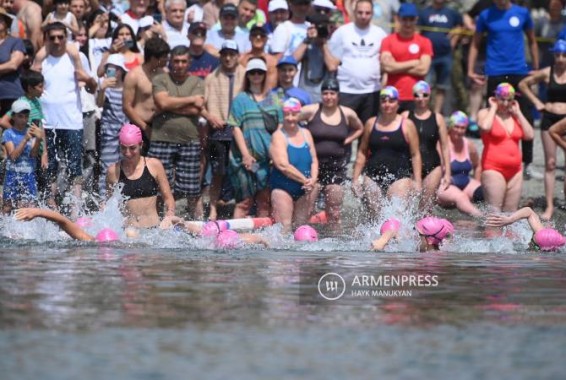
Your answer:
[208,205,217,221]
[541,207,553,221]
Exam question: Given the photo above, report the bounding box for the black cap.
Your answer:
[321,78,340,92]
[289,0,312,4]
[220,3,238,18]
[188,22,207,35]
[250,25,267,36]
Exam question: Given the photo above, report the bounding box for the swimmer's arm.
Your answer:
[15,208,95,241]
[371,230,397,251]
[485,207,544,233]
[477,99,497,133]
[269,131,310,184]
[469,140,482,181]
[352,117,373,183]
[240,233,269,247]
[298,104,317,123]
[436,113,451,182]
[304,129,319,185]
[343,107,363,145]
[549,119,566,151]
[518,68,550,111]
[105,163,119,199]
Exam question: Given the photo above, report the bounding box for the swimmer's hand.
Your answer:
[159,215,178,229]
[14,208,40,221]
[485,213,512,228]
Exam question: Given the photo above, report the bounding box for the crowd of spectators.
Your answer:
[0,0,565,228]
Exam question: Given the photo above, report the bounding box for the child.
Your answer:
[486,207,566,251]
[42,0,80,40]
[97,54,129,196]
[2,99,43,213]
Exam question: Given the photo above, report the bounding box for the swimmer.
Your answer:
[486,207,566,251]
[371,217,453,252]
[294,225,318,242]
[15,208,119,242]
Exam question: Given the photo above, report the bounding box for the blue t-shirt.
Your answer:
[188,51,220,79]
[2,128,36,173]
[476,4,533,76]
[419,6,463,57]
[0,37,25,100]
[272,86,313,106]
[558,26,566,40]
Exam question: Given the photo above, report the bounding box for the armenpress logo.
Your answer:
[317,272,346,300]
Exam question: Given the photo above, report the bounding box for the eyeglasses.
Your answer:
[414,93,430,98]
[248,70,265,76]
[49,35,65,41]
[380,97,397,104]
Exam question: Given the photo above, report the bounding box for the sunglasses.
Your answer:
[49,35,65,41]
[414,93,430,98]
[248,70,265,76]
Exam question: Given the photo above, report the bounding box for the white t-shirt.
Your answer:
[329,23,387,94]
[186,4,204,23]
[205,29,251,53]
[41,54,83,130]
[79,52,97,113]
[269,20,309,56]
[163,20,190,48]
[121,12,141,34]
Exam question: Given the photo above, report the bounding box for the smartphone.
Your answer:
[31,119,41,127]
[106,67,116,78]
[124,40,135,49]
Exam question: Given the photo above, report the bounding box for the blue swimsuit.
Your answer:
[270,128,312,200]
[450,138,473,190]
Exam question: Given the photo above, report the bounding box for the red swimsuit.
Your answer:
[481,116,523,181]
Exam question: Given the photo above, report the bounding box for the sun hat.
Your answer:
[380,218,401,235]
[105,53,129,72]
[294,225,318,242]
[119,123,143,145]
[246,57,267,72]
[532,228,566,251]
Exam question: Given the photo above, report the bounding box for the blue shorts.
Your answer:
[426,55,452,90]
[3,171,37,202]
[45,129,83,182]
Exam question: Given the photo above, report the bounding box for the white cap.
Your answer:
[106,54,129,72]
[312,0,336,9]
[268,0,289,12]
[220,39,239,53]
[11,99,31,113]
[246,58,267,72]
[139,15,154,29]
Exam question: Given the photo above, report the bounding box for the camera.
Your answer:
[307,13,330,40]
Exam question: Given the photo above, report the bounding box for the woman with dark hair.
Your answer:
[0,8,25,115]
[227,57,283,218]
[97,23,142,77]
[86,10,112,75]
[301,78,363,232]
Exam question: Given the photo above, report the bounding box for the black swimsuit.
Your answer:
[119,158,159,199]
[408,110,441,177]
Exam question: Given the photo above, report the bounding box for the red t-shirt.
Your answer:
[381,33,433,101]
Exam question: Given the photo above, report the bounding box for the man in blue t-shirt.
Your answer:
[418,0,463,114]
[272,56,312,106]
[187,22,220,79]
[467,0,540,179]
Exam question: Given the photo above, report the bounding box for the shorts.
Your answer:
[318,160,348,186]
[540,111,566,131]
[45,129,83,182]
[426,55,452,90]
[148,140,201,197]
[3,171,37,202]
[208,139,231,176]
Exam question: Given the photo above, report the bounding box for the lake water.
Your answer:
[1,215,566,380]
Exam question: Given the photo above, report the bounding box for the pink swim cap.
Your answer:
[294,225,318,242]
[416,217,452,245]
[75,217,93,228]
[533,228,566,251]
[119,123,143,145]
[201,221,229,237]
[215,229,240,249]
[380,218,401,234]
[95,228,119,243]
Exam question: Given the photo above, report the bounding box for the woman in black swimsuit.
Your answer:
[106,124,175,228]
[401,80,451,212]
[301,78,363,232]
[352,86,422,220]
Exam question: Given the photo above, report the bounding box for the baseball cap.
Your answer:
[220,3,238,18]
[289,0,312,5]
[277,55,298,67]
[268,0,289,12]
[188,22,207,35]
[312,0,336,9]
[246,58,267,72]
[219,40,239,54]
[11,99,31,114]
[250,25,267,36]
[398,3,418,18]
